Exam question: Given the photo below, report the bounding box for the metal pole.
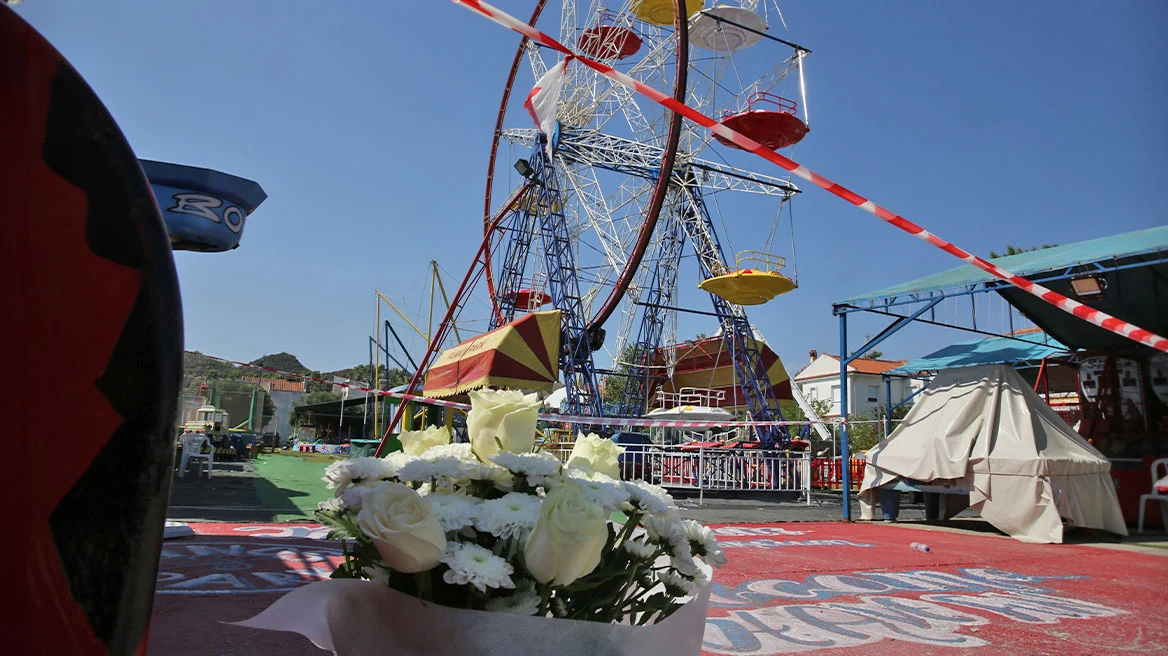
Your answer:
[839,312,852,521]
[804,452,811,505]
[374,293,381,441]
[797,51,810,128]
[698,448,705,506]
[884,375,894,436]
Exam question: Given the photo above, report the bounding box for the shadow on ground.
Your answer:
[168,455,323,522]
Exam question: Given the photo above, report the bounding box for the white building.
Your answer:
[794,350,925,418]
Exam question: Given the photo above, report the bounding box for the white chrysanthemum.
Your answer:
[484,581,541,615]
[440,543,516,593]
[323,457,391,491]
[623,480,677,515]
[339,485,370,510]
[682,519,727,567]
[527,471,564,489]
[474,492,542,539]
[622,539,657,562]
[692,559,714,588]
[461,460,514,491]
[643,515,698,575]
[422,442,475,462]
[381,451,422,478]
[317,497,344,513]
[396,456,466,482]
[492,451,562,477]
[415,482,433,496]
[426,493,481,532]
[565,469,631,511]
[658,570,693,596]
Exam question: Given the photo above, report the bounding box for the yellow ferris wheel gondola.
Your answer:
[633,0,704,26]
[699,250,797,305]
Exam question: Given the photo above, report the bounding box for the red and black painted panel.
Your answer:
[3,7,182,654]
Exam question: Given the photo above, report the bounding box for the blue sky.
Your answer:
[17,1,1165,375]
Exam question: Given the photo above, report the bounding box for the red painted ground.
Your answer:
[149,522,1168,655]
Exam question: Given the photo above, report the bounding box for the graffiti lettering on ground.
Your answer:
[156,540,344,595]
[185,523,332,540]
[704,569,1124,653]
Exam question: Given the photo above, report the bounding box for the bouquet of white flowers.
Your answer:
[237,389,723,655]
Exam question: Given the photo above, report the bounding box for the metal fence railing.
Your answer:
[541,444,812,504]
[810,457,866,491]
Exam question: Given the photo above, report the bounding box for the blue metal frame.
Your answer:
[497,137,604,416]
[676,183,790,447]
[618,212,687,417]
[490,211,539,328]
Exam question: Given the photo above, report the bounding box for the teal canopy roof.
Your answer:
[889,332,1069,375]
[839,226,1168,353]
[839,226,1168,305]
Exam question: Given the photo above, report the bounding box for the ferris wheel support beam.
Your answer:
[618,206,687,417]
[504,128,801,197]
[526,139,604,416]
[490,211,539,328]
[672,177,790,447]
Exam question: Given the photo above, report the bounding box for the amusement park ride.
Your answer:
[380,0,828,452]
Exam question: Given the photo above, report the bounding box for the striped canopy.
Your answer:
[424,311,561,398]
[652,334,793,410]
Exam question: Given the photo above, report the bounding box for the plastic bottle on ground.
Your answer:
[910,542,931,553]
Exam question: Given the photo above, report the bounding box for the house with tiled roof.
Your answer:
[243,377,308,438]
[793,350,925,418]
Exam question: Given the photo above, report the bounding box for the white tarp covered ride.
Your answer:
[859,364,1127,543]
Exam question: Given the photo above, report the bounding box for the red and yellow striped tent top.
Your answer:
[424,310,561,398]
[651,334,793,410]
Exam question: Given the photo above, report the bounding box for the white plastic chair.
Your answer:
[1137,457,1168,533]
[177,434,214,478]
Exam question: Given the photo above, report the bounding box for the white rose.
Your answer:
[399,425,451,457]
[523,482,606,586]
[565,433,624,479]
[357,482,447,573]
[467,389,541,459]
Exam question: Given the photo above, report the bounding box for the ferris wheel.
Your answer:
[472,0,813,446]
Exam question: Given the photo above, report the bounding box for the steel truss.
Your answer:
[494,137,603,416]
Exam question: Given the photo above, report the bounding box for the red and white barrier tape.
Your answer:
[451,0,1168,353]
[185,351,839,428]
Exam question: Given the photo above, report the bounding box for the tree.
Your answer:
[989,244,1058,259]
[602,344,641,409]
[844,403,911,453]
[250,351,311,373]
[861,349,884,360]
[781,398,833,452]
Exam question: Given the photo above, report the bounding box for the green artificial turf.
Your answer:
[252,452,338,522]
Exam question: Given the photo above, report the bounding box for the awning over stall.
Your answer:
[424,311,561,398]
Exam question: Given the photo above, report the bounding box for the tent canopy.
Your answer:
[424,311,561,398]
[889,332,1069,375]
[859,364,1127,543]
